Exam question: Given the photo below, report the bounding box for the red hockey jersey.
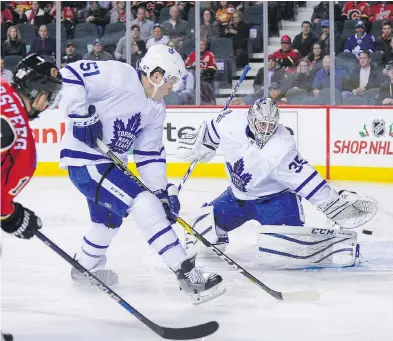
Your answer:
[1,81,36,219]
[342,1,371,20]
[185,50,217,71]
[369,3,393,22]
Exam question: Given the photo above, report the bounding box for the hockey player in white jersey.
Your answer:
[57,45,225,304]
[177,98,377,269]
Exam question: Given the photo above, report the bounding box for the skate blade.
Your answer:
[191,283,226,305]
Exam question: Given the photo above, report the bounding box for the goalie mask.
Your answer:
[247,97,279,148]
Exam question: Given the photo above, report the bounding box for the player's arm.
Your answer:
[1,118,42,239]
[177,110,226,163]
[60,64,102,148]
[133,105,179,223]
[272,148,377,229]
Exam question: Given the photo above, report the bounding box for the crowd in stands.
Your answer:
[1,1,393,105]
[247,1,393,105]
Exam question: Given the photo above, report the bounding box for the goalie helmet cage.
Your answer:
[167,105,393,182]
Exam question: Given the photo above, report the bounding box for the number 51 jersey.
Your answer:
[58,60,168,191]
[206,111,333,206]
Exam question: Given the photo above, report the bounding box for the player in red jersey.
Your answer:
[1,54,62,239]
[1,53,62,341]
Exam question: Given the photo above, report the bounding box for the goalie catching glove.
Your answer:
[177,120,220,163]
[318,190,377,229]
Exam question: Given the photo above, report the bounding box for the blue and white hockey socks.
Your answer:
[131,192,187,270]
[78,222,120,270]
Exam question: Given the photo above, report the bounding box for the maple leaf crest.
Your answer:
[226,158,252,192]
[108,113,142,153]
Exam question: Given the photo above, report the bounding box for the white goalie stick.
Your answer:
[97,139,320,302]
[177,64,251,193]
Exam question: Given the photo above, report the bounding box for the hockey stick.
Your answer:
[97,139,320,302]
[34,230,219,340]
[177,64,251,192]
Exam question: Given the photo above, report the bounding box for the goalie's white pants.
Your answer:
[258,225,359,269]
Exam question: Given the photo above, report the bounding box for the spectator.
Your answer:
[253,55,284,92]
[84,1,110,37]
[222,10,249,68]
[369,2,393,23]
[24,1,44,25]
[383,38,393,64]
[162,5,191,45]
[173,70,195,105]
[201,9,220,43]
[184,39,217,104]
[308,42,325,72]
[271,35,301,71]
[29,25,56,58]
[344,20,375,56]
[287,58,315,94]
[313,55,344,96]
[115,24,146,65]
[0,58,13,83]
[342,50,380,97]
[378,61,393,104]
[342,1,371,21]
[318,20,344,55]
[268,82,288,104]
[311,1,341,24]
[146,23,169,49]
[61,5,76,39]
[110,1,131,23]
[11,1,31,24]
[185,39,217,83]
[83,38,113,61]
[376,21,393,54]
[292,21,318,58]
[1,25,26,57]
[130,6,154,41]
[1,3,14,26]
[61,41,82,67]
[244,55,285,105]
[215,1,235,29]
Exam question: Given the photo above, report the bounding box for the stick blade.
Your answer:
[281,290,320,302]
[157,321,219,340]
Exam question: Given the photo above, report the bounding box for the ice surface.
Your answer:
[1,178,392,341]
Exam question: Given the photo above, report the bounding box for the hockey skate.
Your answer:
[71,255,119,286]
[175,254,226,304]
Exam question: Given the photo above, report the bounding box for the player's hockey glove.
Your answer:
[154,184,180,224]
[69,105,103,148]
[1,203,42,239]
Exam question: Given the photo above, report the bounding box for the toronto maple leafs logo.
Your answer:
[108,113,142,153]
[226,158,252,192]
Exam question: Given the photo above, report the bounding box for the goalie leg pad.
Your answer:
[257,225,359,269]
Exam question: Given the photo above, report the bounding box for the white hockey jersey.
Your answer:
[205,110,333,205]
[58,60,168,191]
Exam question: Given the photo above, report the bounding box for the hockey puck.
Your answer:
[362,229,373,235]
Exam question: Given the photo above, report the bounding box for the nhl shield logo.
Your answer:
[372,119,385,137]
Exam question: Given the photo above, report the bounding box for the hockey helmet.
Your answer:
[13,54,63,119]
